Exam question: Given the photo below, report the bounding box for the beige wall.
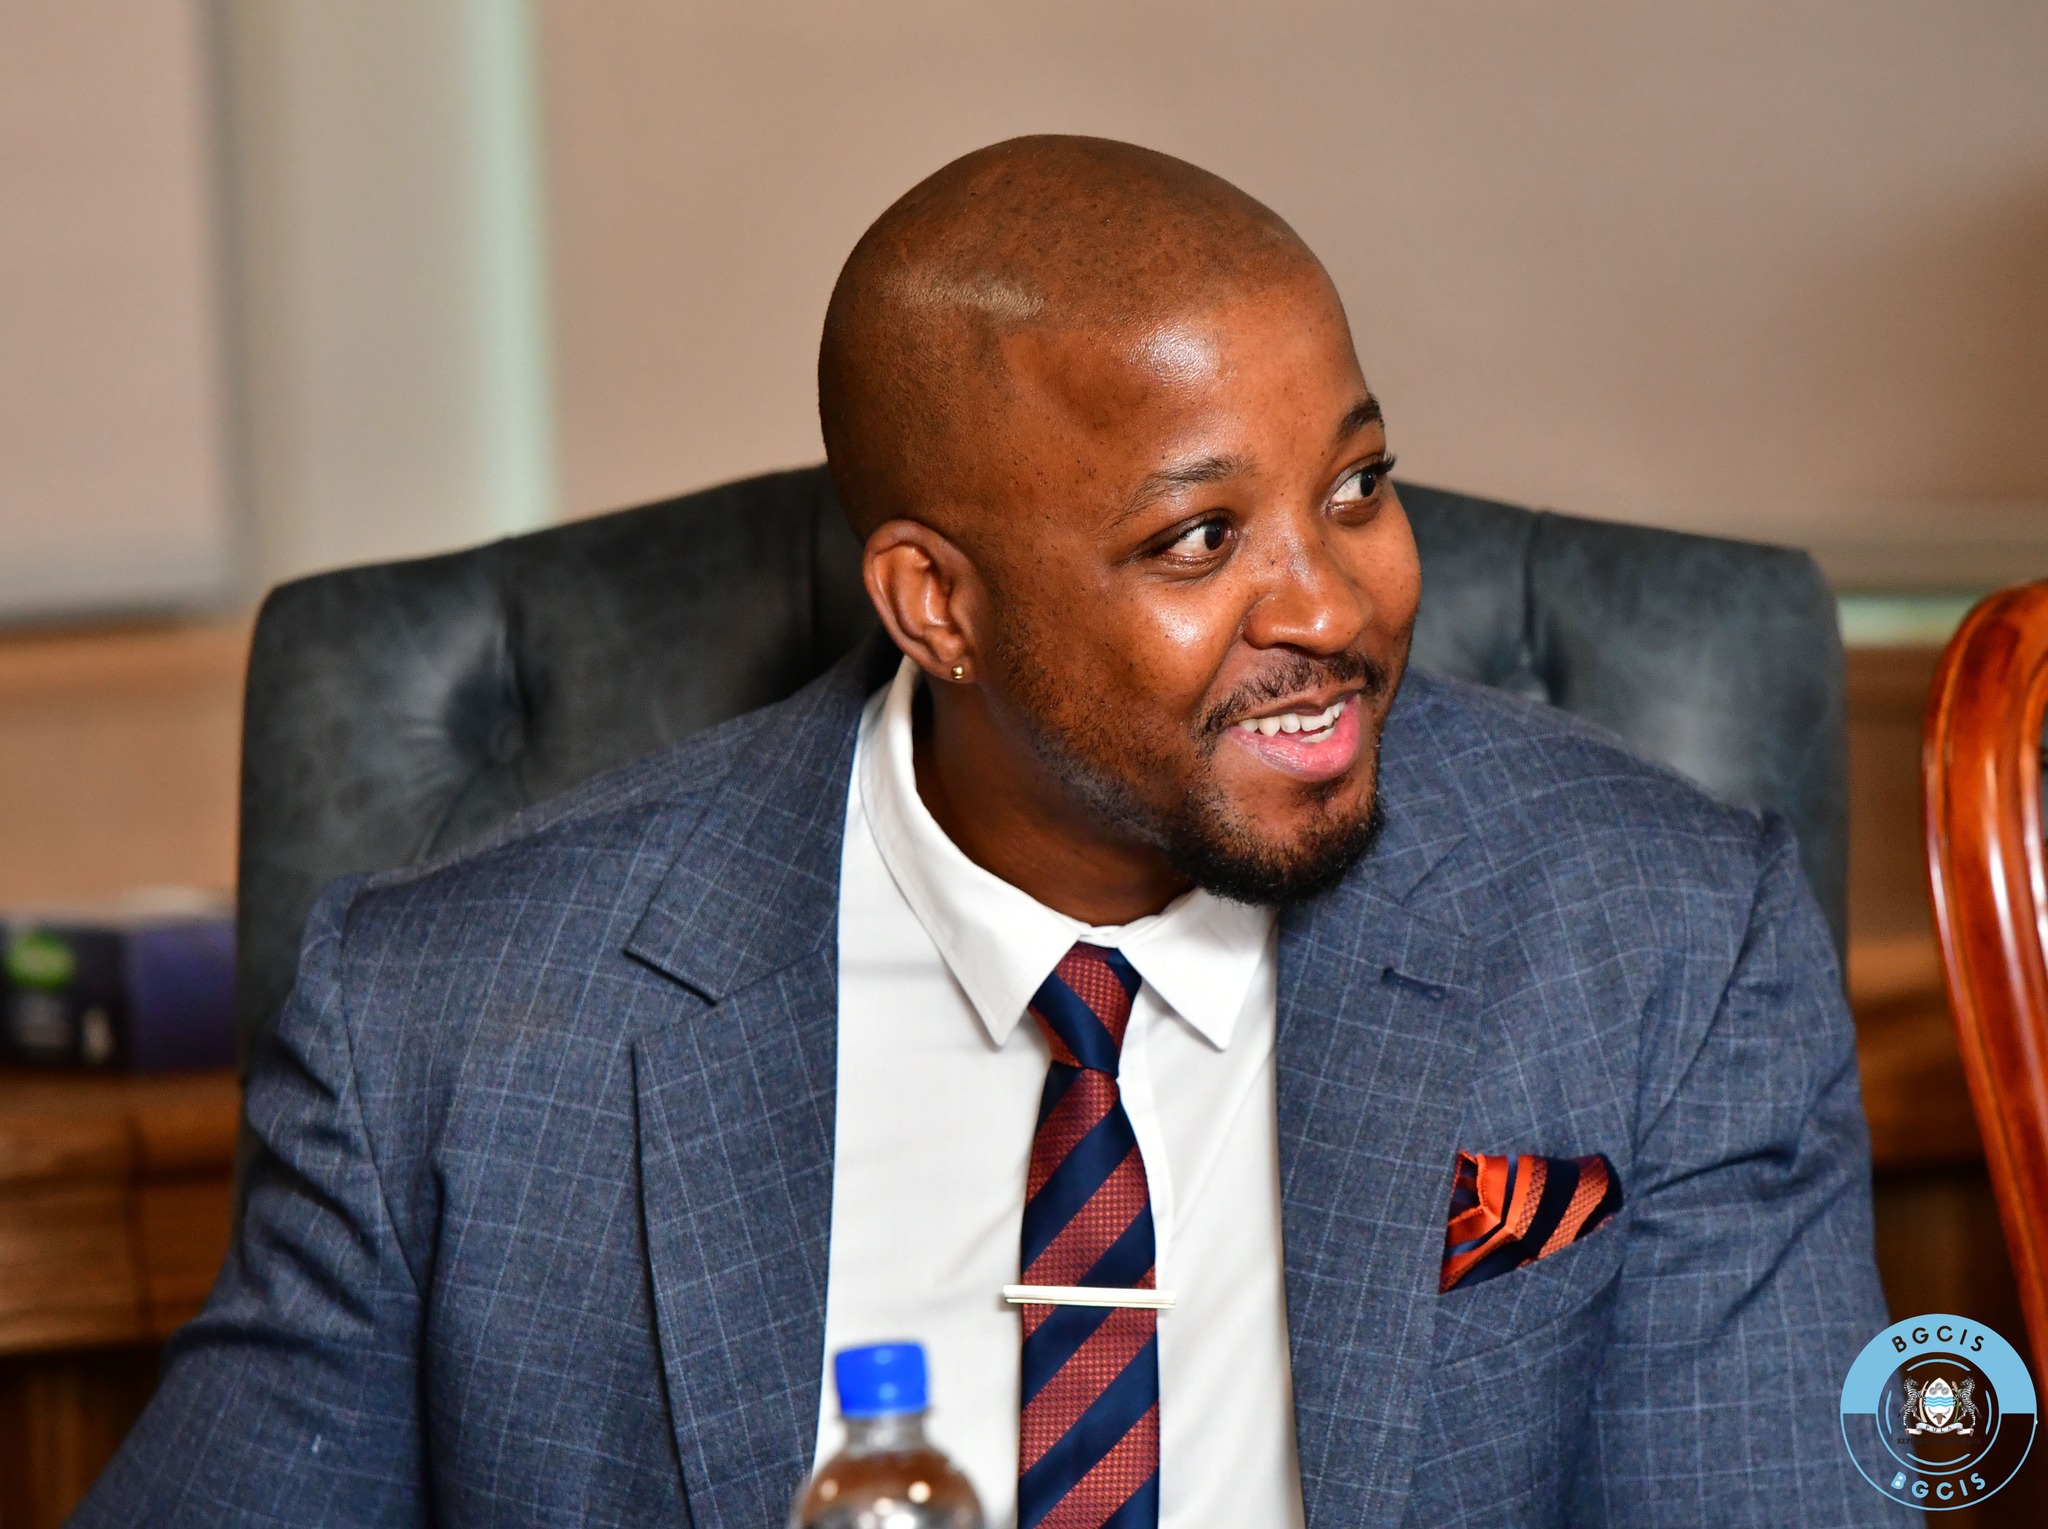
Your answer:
[0,0,232,618]
[538,1,2048,588]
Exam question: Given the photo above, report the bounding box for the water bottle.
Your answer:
[790,1342,985,1529]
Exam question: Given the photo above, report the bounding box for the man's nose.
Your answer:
[1240,518,1370,656]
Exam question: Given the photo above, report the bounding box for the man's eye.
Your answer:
[1164,518,1230,558]
[1334,457,1396,506]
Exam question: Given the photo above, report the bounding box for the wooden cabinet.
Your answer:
[0,1069,237,1528]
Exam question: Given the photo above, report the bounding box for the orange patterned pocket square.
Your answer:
[1440,1150,1621,1293]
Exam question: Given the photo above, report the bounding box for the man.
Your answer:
[80,138,1905,1527]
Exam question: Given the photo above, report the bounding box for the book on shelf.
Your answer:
[2,890,234,1072]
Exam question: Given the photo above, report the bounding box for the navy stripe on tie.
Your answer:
[1101,1474,1161,1529]
[1020,1109,1138,1270]
[1080,1202,1155,1289]
[1020,1302,1113,1406]
[1093,946,1143,1004]
[1035,1061,1079,1132]
[1017,1334,1159,1525]
[1029,973,1124,1074]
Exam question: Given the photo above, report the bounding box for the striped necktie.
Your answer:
[1016,944,1160,1529]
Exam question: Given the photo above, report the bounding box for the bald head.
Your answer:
[818,136,1324,538]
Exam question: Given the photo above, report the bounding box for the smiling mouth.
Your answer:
[1220,692,1366,785]
[1231,695,1350,743]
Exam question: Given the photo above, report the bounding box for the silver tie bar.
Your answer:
[1002,1284,1177,1311]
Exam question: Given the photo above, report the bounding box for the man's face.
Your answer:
[968,270,1421,904]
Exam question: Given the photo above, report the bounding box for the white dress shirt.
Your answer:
[815,657,1306,1528]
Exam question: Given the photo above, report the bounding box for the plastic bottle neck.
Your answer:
[841,1410,929,1454]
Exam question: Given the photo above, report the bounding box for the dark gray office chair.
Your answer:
[237,467,1845,1062]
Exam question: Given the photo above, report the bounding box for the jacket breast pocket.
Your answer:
[1432,1214,1628,1369]
[1408,1220,1628,1526]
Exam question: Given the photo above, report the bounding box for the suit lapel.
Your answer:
[1278,676,1483,1529]
[624,641,892,1528]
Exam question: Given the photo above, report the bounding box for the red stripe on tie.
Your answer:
[1053,947,1135,1049]
[1019,1306,1155,1471]
[1028,1072,1116,1203]
[1035,1402,1160,1529]
[1023,1148,1149,1287]
[1040,1027,1082,1068]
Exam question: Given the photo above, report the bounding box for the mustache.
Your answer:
[1198,649,1393,737]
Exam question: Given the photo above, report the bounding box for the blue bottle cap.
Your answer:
[834,1342,928,1418]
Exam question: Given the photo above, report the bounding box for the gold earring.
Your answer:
[950,663,967,681]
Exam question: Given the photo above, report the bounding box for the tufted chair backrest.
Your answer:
[238,467,1845,1060]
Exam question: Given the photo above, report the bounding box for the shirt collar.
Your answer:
[858,656,1275,1050]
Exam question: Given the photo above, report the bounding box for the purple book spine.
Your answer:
[123,918,236,1072]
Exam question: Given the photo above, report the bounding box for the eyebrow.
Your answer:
[1110,394,1385,528]
[1114,452,1255,525]
[1335,395,1383,446]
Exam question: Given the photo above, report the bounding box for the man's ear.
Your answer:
[861,519,986,685]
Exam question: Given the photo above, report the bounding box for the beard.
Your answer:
[996,637,1394,908]
[1158,777,1386,906]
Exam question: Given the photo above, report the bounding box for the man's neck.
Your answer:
[910,685,1189,927]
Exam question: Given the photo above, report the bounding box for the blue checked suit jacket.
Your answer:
[77,642,1913,1527]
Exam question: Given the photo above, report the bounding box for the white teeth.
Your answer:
[1236,698,1347,740]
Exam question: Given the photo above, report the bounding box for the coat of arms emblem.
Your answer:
[1904,1376,1979,1436]
[1842,1314,2036,1509]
